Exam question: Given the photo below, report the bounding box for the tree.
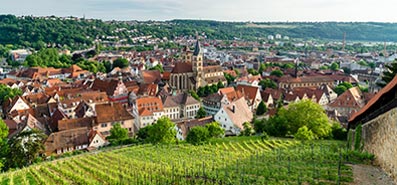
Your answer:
[258,63,266,74]
[186,126,210,145]
[113,58,129,68]
[253,118,267,134]
[189,90,200,101]
[8,129,47,168]
[0,84,22,104]
[217,81,225,89]
[224,73,236,85]
[196,107,207,119]
[378,61,397,87]
[294,126,316,140]
[136,126,151,142]
[241,122,254,136]
[149,64,164,73]
[107,123,129,144]
[276,100,331,139]
[0,119,8,170]
[330,62,339,71]
[259,79,277,89]
[342,67,351,74]
[147,117,176,144]
[256,101,267,115]
[334,82,353,95]
[247,68,259,75]
[205,122,224,138]
[270,70,284,77]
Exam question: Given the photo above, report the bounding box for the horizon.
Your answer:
[1,0,397,22]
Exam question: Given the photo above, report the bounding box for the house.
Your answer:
[162,92,201,120]
[9,49,31,63]
[202,93,229,116]
[326,87,366,123]
[214,97,253,136]
[176,116,214,140]
[133,97,164,129]
[94,103,135,136]
[236,84,262,111]
[91,79,128,104]
[44,127,107,156]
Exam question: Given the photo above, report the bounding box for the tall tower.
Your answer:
[192,36,204,88]
[181,45,193,63]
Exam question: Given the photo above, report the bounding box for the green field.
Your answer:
[0,137,352,184]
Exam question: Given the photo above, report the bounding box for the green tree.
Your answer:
[334,82,353,95]
[241,122,254,136]
[196,107,207,119]
[259,79,277,89]
[136,126,151,142]
[148,117,176,144]
[330,62,340,71]
[113,58,129,68]
[107,123,129,144]
[258,63,266,74]
[0,119,9,170]
[224,73,236,85]
[149,64,164,73]
[294,126,316,140]
[8,129,47,168]
[276,100,331,139]
[189,90,200,101]
[186,126,210,145]
[256,101,267,116]
[0,84,22,104]
[270,70,284,77]
[217,81,225,89]
[378,61,397,87]
[248,68,259,75]
[205,122,224,138]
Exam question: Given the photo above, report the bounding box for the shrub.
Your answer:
[261,132,270,141]
[205,122,224,138]
[354,124,363,151]
[331,123,347,140]
[294,126,316,141]
[186,126,210,145]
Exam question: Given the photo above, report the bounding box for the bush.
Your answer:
[344,150,375,164]
[354,124,363,151]
[331,123,347,140]
[186,126,210,145]
[205,122,224,138]
[240,122,254,136]
[294,126,316,141]
[261,132,270,141]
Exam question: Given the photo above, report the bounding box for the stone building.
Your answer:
[169,39,226,91]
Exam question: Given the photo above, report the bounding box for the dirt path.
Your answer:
[349,164,395,185]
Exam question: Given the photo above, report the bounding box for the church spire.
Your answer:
[193,33,202,56]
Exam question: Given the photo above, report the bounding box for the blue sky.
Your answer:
[1,0,396,22]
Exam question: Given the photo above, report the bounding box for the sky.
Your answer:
[1,0,396,22]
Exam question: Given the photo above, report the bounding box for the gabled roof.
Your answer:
[95,103,134,123]
[136,97,164,112]
[142,70,161,84]
[220,97,253,130]
[138,108,153,117]
[349,75,397,127]
[171,62,193,74]
[236,84,260,103]
[58,117,95,131]
[91,79,125,97]
[328,87,365,108]
[45,127,89,156]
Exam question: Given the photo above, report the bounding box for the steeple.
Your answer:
[193,34,202,56]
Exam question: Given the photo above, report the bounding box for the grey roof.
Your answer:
[193,40,202,56]
[163,92,200,108]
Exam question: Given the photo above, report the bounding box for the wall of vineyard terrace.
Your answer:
[359,107,397,182]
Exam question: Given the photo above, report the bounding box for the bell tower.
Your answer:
[192,35,204,89]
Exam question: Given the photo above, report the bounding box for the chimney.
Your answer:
[232,105,235,113]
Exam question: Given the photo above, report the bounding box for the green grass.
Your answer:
[0,137,352,184]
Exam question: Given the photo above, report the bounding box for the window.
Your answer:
[101,123,107,128]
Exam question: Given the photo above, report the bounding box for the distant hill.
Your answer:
[1,14,397,53]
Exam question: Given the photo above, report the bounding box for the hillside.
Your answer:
[0,137,352,184]
[2,15,397,55]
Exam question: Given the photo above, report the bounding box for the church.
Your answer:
[169,39,226,91]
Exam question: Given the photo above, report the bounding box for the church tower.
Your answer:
[181,45,193,63]
[192,38,204,89]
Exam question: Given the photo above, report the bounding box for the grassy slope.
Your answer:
[1,137,352,184]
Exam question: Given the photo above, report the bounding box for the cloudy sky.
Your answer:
[1,0,396,22]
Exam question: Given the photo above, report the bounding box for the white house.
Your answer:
[214,97,253,136]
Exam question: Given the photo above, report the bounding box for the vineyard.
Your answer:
[0,137,352,184]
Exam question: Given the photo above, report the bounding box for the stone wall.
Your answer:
[360,107,397,181]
